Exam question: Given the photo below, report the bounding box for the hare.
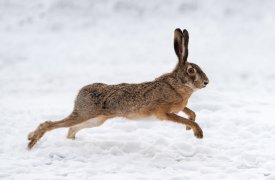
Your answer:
[27,28,209,149]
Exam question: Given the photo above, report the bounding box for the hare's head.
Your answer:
[174,28,209,90]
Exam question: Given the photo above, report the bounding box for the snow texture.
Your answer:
[1,0,275,179]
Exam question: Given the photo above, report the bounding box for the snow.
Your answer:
[1,0,275,179]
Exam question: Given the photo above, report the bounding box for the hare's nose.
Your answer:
[204,81,209,86]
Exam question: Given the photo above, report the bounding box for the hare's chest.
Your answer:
[170,98,189,113]
[170,91,193,113]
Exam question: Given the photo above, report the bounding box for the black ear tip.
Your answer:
[175,28,182,34]
[182,29,189,35]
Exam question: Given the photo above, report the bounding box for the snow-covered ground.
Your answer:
[1,0,275,179]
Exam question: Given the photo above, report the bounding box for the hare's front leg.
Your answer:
[183,107,196,130]
[157,113,203,139]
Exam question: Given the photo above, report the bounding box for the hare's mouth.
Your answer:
[194,79,208,89]
[201,81,209,89]
[198,83,208,89]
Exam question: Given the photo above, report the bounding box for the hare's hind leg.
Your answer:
[67,116,108,140]
[183,107,196,130]
[27,112,90,149]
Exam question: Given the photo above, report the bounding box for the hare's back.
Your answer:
[74,82,141,114]
[74,81,182,116]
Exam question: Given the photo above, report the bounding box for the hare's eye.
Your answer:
[187,68,195,75]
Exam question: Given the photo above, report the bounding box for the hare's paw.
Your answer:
[193,125,203,139]
[28,131,35,140]
[67,128,77,140]
[28,138,38,149]
[27,130,45,149]
[27,122,50,149]
[27,130,41,149]
[27,130,41,141]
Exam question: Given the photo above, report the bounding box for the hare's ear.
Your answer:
[174,28,189,66]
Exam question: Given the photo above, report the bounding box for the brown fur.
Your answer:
[27,28,209,149]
